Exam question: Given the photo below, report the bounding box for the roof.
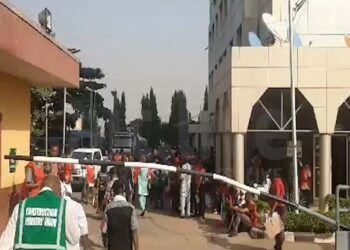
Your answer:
[0,0,79,63]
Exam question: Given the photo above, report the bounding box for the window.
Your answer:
[236,24,242,46]
[211,24,215,42]
[219,1,223,25]
[224,0,228,18]
[209,31,212,46]
[215,14,219,37]
[93,151,102,160]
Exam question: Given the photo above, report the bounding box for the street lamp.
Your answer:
[62,48,81,155]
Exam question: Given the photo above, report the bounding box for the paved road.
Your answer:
[82,203,335,250]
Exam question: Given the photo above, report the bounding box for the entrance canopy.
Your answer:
[0,0,80,87]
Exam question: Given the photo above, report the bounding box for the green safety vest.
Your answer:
[14,190,67,250]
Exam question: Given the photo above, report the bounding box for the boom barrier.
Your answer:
[4,154,350,231]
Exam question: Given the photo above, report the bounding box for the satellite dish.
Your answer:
[248,32,262,47]
[344,35,350,47]
[262,13,288,43]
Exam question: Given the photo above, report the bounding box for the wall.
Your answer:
[0,72,30,189]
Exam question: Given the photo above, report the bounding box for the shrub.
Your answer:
[285,211,350,234]
[256,200,270,213]
[325,194,350,212]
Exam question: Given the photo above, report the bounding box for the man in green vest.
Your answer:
[0,175,81,250]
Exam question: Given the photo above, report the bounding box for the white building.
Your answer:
[209,0,350,210]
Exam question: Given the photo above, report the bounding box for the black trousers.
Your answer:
[193,185,205,218]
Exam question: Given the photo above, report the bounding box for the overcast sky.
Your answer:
[11,0,209,122]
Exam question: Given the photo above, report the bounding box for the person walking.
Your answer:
[96,165,108,214]
[180,157,192,218]
[269,171,287,250]
[101,180,139,250]
[0,175,81,250]
[138,167,152,216]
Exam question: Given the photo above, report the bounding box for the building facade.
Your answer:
[209,0,350,210]
[0,0,80,231]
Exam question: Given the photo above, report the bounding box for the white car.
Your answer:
[70,148,103,190]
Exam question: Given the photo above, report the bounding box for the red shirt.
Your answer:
[300,166,312,190]
[86,165,95,185]
[20,162,45,199]
[269,177,286,208]
[193,164,206,189]
[64,163,74,183]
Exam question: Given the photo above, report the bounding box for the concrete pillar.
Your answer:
[233,133,245,184]
[223,133,232,177]
[215,134,222,174]
[319,134,332,211]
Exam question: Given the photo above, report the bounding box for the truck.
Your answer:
[70,148,103,191]
[111,132,134,154]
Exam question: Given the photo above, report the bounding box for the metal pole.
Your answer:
[45,101,49,157]
[90,90,93,148]
[288,0,299,206]
[62,87,67,155]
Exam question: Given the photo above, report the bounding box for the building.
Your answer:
[0,0,79,231]
[189,110,214,158]
[209,0,350,210]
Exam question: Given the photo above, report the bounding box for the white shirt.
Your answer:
[65,196,88,250]
[0,188,81,250]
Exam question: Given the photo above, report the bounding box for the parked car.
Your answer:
[70,148,103,191]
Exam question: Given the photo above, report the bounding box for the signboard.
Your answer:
[9,148,17,173]
[286,141,302,158]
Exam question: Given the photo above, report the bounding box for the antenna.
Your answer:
[262,13,288,43]
[248,32,263,47]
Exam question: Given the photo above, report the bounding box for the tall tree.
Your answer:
[168,90,189,146]
[119,92,127,131]
[148,88,161,148]
[140,88,161,149]
[203,86,209,111]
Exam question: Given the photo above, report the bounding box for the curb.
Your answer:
[285,232,335,244]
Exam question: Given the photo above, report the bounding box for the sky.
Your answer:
[10,0,209,122]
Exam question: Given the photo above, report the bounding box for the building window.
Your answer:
[215,14,219,37]
[212,24,215,42]
[224,0,228,17]
[236,24,242,46]
[209,31,212,46]
[219,1,223,25]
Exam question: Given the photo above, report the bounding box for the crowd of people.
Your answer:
[0,144,293,250]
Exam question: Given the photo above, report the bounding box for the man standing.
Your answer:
[101,180,139,250]
[193,159,206,220]
[300,164,312,208]
[0,175,80,249]
[180,157,192,218]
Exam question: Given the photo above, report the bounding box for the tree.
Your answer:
[203,86,209,111]
[168,90,189,146]
[148,88,161,148]
[119,92,127,131]
[30,66,111,146]
[140,88,161,149]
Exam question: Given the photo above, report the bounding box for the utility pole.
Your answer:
[62,87,67,155]
[45,101,49,157]
[288,0,299,206]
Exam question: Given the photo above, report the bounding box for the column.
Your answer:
[215,134,222,174]
[319,134,332,211]
[223,133,232,177]
[233,133,245,184]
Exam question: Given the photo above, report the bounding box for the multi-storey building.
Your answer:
[209,0,350,210]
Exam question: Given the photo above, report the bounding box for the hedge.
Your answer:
[255,199,350,233]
